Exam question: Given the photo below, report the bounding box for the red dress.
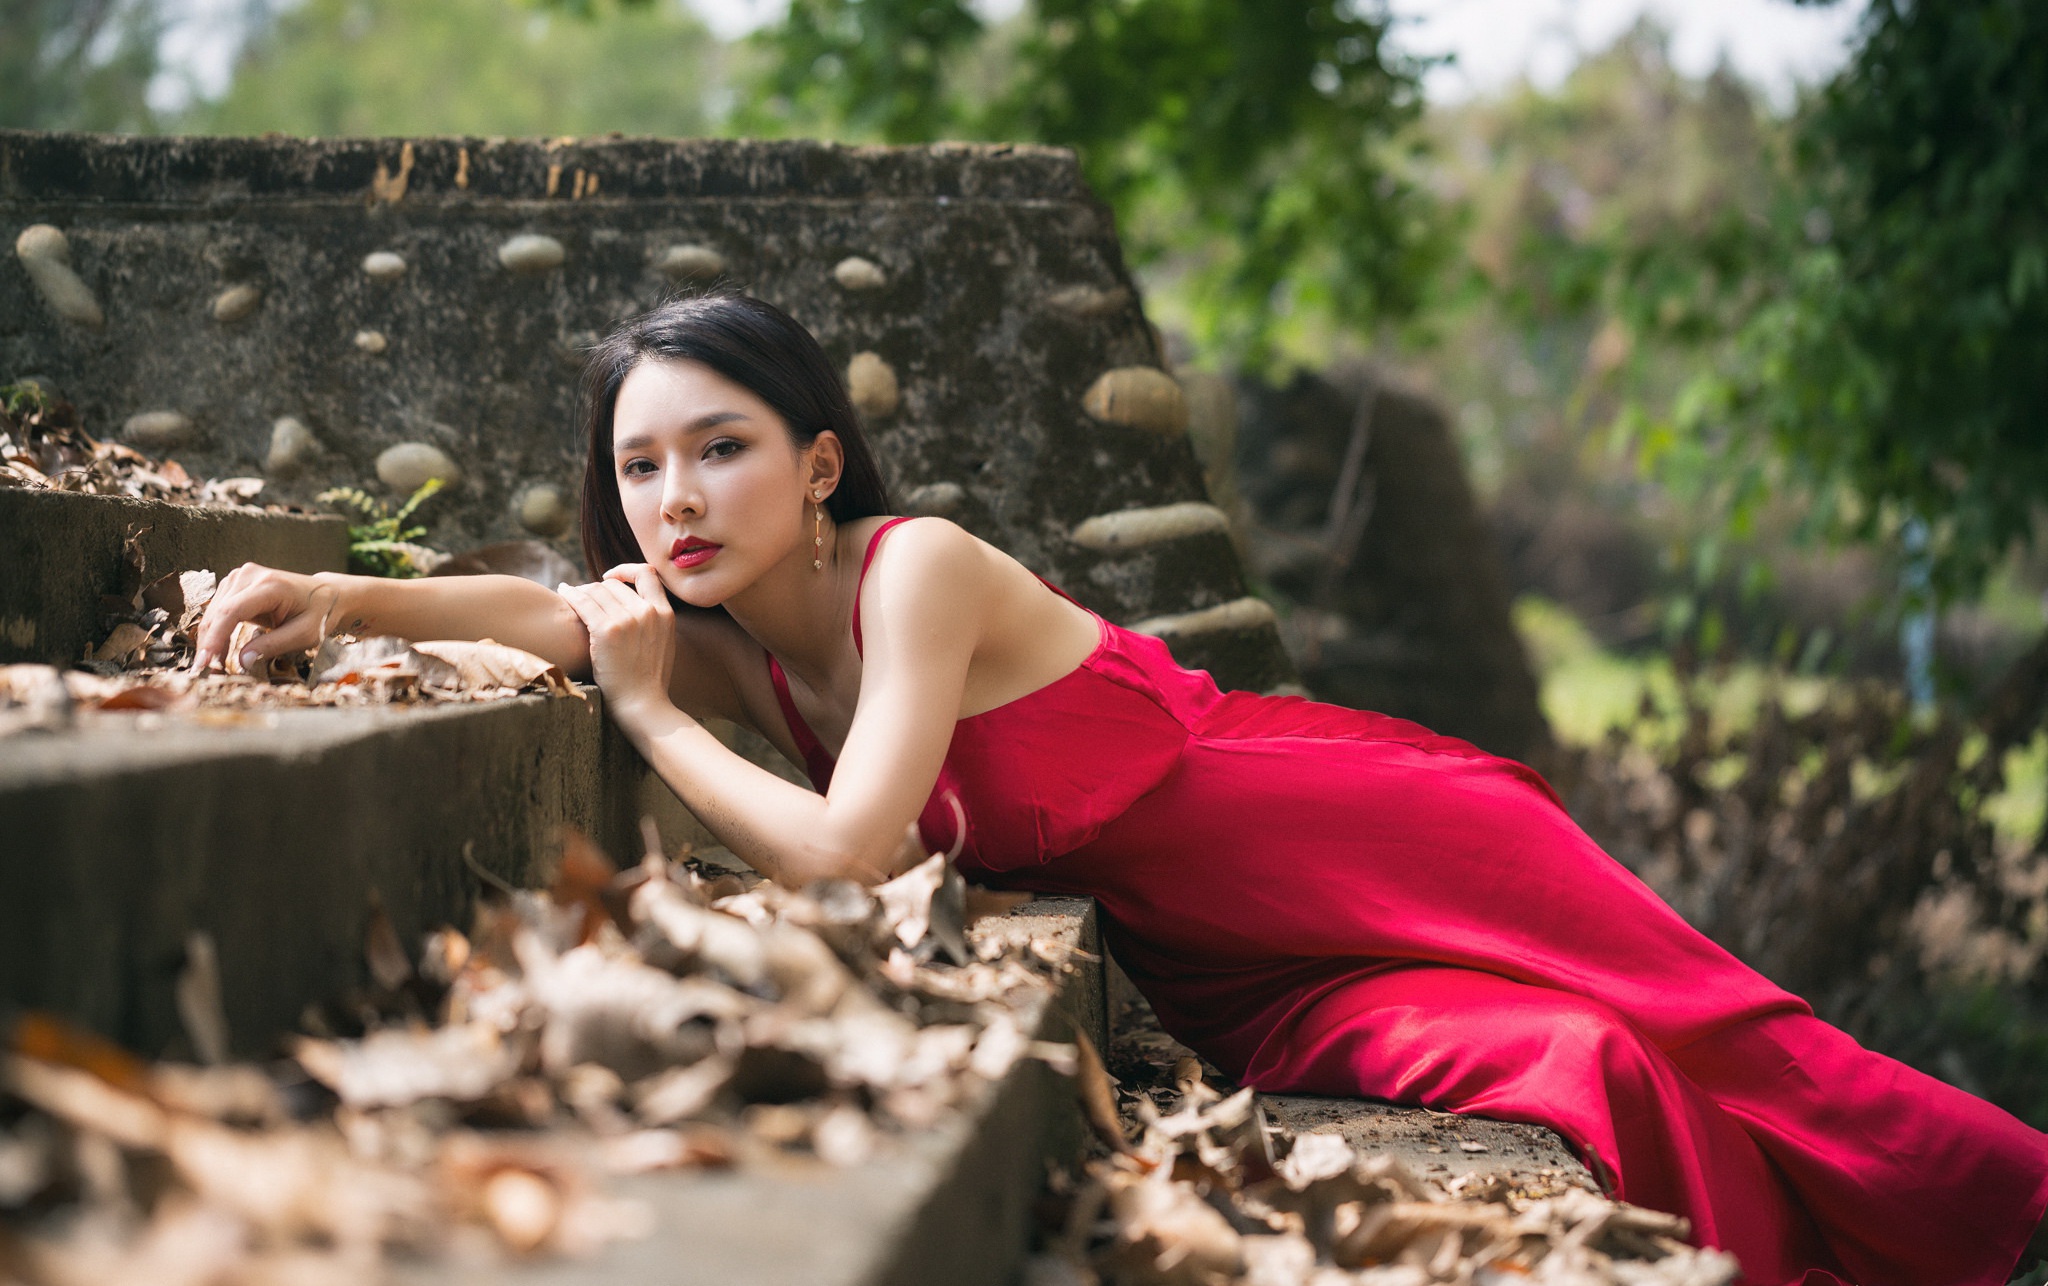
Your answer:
[768,518,2048,1286]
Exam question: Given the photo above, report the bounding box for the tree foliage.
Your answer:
[1620,0,2048,606]
[735,0,1448,362]
[194,0,723,139]
[2,0,164,132]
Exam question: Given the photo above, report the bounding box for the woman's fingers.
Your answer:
[235,607,328,671]
[193,564,300,670]
[626,564,671,609]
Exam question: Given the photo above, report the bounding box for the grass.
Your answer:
[1513,593,2047,853]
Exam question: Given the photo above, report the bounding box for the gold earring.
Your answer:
[812,491,824,571]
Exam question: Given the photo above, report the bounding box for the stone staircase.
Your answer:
[1,130,1592,1283]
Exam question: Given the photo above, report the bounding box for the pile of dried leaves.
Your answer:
[0,387,267,509]
[1032,995,1737,1286]
[0,834,1072,1283]
[0,563,580,737]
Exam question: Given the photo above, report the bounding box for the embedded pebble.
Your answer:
[904,482,966,518]
[362,251,407,280]
[123,411,196,449]
[1071,502,1229,551]
[211,283,262,323]
[14,225,103,328]
[1047,284,1131,318]
[832,256,887,291]
[376,442,461,492]
[516,484,572,536]
[354,329,388,354]
[499,234,565,274]
[656,243,726,282]
[1082,367,1189,435]
[1129,596,1277,640]
[846,351,899,418]
[559,330,599,369]
[265,417,321,476]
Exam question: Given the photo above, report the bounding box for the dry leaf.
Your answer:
[174,931,230,1065]
[412,639,574,696]
[92,621,152,664]
[295,1023,524,1109]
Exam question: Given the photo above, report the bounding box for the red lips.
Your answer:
[670,536,721,569]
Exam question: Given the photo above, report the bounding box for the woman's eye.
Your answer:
[706,438,743,460]
[620,458,655,477]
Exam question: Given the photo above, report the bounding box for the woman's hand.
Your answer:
[558,565,677,725]
[192,564,344,673]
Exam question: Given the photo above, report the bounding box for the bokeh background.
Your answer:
[14,0,2048,1128]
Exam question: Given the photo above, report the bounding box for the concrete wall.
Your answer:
[2,132,1293,693]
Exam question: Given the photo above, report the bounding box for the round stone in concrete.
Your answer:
[1082,367,1189,435]
[515,484,571,536]
[361,251,407,280]
[846,352,899,418]
[1071,502,1229,552]
[376,442,461,492]
[657,243,726,282]
[14,224,103,328]
[123,410,195,449]
[905,482,966,518]
[211,283,262,323]
[266,417,320,477]
[354,330,388,354]
[1047,284,1131,318]
[499,234,565,275]
[832,256,886,291]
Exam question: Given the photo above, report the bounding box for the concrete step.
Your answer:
[1262,1095,1596,1195]
[0,487,347,665]
[402,898,1105,1286]
[0,689,682,1058]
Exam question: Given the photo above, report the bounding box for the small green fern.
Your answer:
[317,477,446,577]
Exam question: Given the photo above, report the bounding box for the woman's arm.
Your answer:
[194,565,592,677]
[565,524,986,887]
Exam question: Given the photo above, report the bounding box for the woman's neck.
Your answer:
[722,519,868,685]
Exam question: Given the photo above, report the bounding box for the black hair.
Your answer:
[577,291,895,580]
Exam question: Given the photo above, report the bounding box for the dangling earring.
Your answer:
[812,490,825,571]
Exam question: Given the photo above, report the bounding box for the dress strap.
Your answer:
[766,652,837,790]
[851,515,918,658]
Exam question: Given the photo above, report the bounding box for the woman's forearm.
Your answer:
[619,703,894,886]
[319,572,593,677]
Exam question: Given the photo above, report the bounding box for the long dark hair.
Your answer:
[578,291,895,580]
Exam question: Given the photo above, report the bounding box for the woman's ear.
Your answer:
[806,431,846,500]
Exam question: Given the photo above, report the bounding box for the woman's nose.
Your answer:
[660,468,701,522]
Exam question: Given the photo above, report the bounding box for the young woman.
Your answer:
[196,292,2048,1285]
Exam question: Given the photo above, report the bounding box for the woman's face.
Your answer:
[611,357,826,607]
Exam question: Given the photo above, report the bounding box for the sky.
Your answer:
[152,0,1871,113]
[1384,0,1870,107]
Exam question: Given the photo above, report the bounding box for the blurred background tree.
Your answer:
[739,0,1450,362]
[194,0,726,137]
[2,0,165,131]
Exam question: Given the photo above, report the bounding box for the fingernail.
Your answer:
[239,647,260,671]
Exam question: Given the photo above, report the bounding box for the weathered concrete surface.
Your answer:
[405,898,1104,1286]
[1263,1095,1596,1192]
[0,690,656,1058]
[0,488,347,665]
[1236,369,1551,760]
[1,131,1293,693]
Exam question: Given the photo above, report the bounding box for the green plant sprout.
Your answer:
[316,476,447,577]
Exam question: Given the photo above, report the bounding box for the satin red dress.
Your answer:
[768,518,2048,1285]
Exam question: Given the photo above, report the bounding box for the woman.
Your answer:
[196,292,2048,1285]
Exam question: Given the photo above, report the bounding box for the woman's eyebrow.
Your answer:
[614,411,749,454]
